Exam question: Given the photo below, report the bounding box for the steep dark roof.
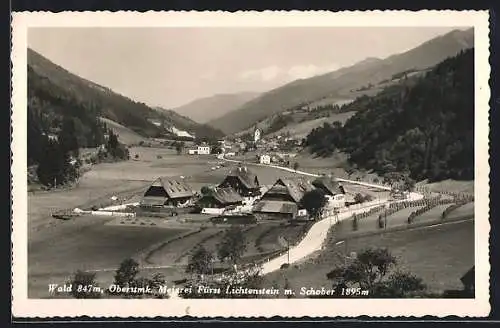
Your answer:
[269,177,315,203]
[227,166,260,189]
[253,200,297,214]
[203,187,243,205]
[312,176,345,195]
[145,176,194,199]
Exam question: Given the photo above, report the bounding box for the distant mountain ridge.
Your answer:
[171,92,260,124]
[27,49,224,145]
[207,28,474,134]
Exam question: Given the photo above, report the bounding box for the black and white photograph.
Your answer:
[11,10,490,318]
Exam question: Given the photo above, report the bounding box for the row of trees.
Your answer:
[303,49,474,182]
[69,258,167,299]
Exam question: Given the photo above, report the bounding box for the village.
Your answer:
[25,121,476,300]
[66,128,376,222]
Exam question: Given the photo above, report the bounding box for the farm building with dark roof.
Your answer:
[196,187,243,209]
[312,176,345,196]
[253,177,315,220]
[218,165,261,197]
[140,177,195,208]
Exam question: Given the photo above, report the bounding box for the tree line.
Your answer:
[303,49,474,182]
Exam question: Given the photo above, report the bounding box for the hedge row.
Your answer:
[174,229,225,263]
[441,199,474,219]
[143,228,205,264]
[406,198,456,223]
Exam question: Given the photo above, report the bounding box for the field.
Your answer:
[28,213,189,297]
[27,145,476,299]
[100,117,146,145]
[268,111,357,139]
[304,97,354,109]
[263,219,474,296]
[27,147,317,298]
[419,179,474,195]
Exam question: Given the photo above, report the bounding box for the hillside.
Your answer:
[27,49,225,157]
[28,48,164,138]
[171,92,259,123]
[154,107,225,140]
[208,28,474,134]
[267,112,357,140]
[99,117,147,145]
[303,48,474,182]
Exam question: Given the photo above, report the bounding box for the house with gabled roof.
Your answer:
[196,187,243,209]
[253,177,315,220]
[218,165,261,197]
[140,176,195,208]
[312,175,346,196]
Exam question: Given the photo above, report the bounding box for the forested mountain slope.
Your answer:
[303,48,474,182]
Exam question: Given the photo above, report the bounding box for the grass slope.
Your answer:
[99,117,146,145]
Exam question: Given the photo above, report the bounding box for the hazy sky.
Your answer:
[28,27,465,108]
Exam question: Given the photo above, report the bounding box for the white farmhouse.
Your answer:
[188,144,211,155]
[259,154,271,165]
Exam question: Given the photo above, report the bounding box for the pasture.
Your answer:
[27,147,321,298]
[419,179,474,195]
[263,219,474,296]
[268,111,357,139]
[28,214,189,298]
[99,117,147,145]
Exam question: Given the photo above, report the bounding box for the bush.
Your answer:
[354,193,365,204]
[280,263,290,270]
[378,214,385,229]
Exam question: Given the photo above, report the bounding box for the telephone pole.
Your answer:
[286,238,290,264]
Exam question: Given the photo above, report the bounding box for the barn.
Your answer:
[140,177,195,208]
[218,165,261,197]
[196,187,243,209]
[253,177,315,220]
[312,176,345,196]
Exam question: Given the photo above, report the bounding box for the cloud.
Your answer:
[287,63,340,80]
[239,66,281,82]
[239,63,340,83]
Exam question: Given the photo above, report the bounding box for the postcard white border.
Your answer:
[11,10,491,318]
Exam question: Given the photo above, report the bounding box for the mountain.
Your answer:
[153,107,225,140]
[303,48,474,182]
[208,28,474,134]
[27,49,224,162]
[171,92,260,124]
[28,48,164,138]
